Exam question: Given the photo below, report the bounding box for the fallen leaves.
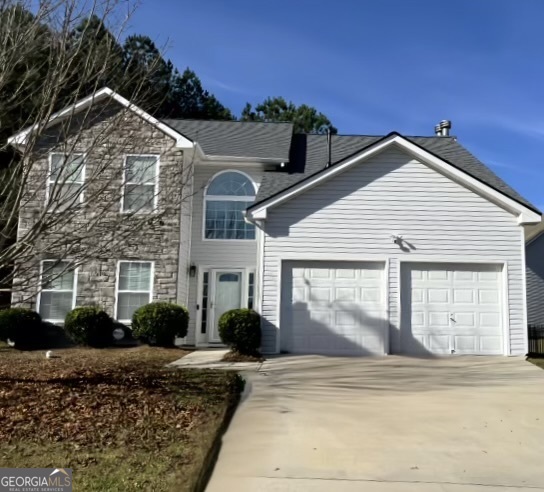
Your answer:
[0,347,239,453]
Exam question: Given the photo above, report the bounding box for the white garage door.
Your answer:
[401,263,504,355]
[281,261,387,355]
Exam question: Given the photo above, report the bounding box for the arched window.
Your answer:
[204,171,256,240]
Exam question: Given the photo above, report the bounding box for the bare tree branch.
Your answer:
[0,0,194,308]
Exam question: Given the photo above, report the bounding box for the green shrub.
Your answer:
[0,308,43,348]
[218,308,261,355]
[64,306,113,347]
[132,302,189,347]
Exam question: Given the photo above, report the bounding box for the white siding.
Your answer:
[261,148,526,355]
[185,162,263,344]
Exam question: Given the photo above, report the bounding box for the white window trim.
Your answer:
[46,152,86,208]
[36,260,78,323]
[120,154,160,214]
[202,170,257,242]
[114,260,155,323]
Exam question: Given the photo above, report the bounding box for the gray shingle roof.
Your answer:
[162,119,293,161]
[253,133,539,213]
[526,219,544,242]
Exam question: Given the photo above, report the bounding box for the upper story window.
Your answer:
[122,155,159,213]
[204,171,256,240]
[48,153,85,210]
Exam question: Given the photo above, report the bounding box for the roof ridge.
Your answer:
[162,118,294,125]
[302,133,457,139]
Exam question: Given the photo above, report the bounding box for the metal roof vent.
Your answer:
[435,120,452,137]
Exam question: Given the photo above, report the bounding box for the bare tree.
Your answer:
[0,0,193,307]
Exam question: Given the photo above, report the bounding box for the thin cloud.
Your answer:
[201,74,250,95]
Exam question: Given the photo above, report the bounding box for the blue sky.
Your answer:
[129,0,544,211]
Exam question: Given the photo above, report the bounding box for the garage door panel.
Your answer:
[412,311,425,327]
[402,263,503,355]
[361,268,381,279]
[310,268,331,279]
[335,287,357,302]
[309,287,331,302]
[281,261,386,355]
[292,287,306,302]
[453,289,475,304]
[429,312,449,326]
[479,271,499,281]
[479,290,499,304]
[454,312,476,327]
[480,336,502,353]
[412,288,424,303]
[361,287,381,302]
[429,335,450,352]
[336,269,356,279]
[453,270,476,281]
[480,312,500,327]
[428,270,448,280]
[335,310,357,328]
[455,336,477,352]
[362,335,385,353]
[428,289,449,303]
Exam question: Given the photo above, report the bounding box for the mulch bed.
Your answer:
[221,350,265,363]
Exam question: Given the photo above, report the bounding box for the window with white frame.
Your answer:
[48,153,85,210]
[38,260,76,322]
[116,261,153,321]
[122,155,159,213]
[204,171,256,240]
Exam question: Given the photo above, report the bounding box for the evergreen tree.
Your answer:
[169,68,233,120]
[241,96,336,134]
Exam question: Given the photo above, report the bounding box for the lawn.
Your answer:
[0,345,243,491]
[528,357,544,370]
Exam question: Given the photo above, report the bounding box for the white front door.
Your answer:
[209,270,243,342]
[401,263,503,355]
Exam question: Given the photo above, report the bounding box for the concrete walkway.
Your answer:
[206,355,544,491]
[169,348,263,370]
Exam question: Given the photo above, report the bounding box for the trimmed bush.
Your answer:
[132,302,189,347]
[218,308,261,355]
[64,306,114,347]
[0,308,43,348]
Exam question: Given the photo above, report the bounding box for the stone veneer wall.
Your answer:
[11,101,186,318]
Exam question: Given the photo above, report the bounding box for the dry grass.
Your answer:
[221,350,264,363]
[0,345,242,491]
[528,357,544,370]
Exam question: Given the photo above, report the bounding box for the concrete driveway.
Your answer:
[206,356,544,491]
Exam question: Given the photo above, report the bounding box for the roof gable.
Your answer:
[248,133,541,225]
[8,87,194,149]
[255,134,538,213]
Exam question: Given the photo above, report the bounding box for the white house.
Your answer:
[9,89,542,356]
